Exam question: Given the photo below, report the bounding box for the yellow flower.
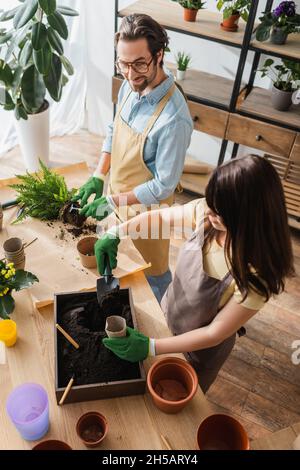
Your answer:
[0,293,3,297]
[1,269,6,275]
[7,262,14,268]
[5,273,10,279]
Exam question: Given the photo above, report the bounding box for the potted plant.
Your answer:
[171,1,206,22]
[258,58,300,111]
[0,0,78,172]
[175,51,191,80]
[0,260,38,319]
[256,1,300,45]
[216,0,251,32]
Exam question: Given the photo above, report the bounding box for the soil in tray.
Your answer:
[57,290,140,387]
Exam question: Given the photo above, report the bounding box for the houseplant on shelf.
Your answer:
[175,51,191,80]
[0,260,38,319]
[256,1,300,45]
[216,0,251,32]
[258,58,300,111]
[0,0,78,172]
[171,1,206,22]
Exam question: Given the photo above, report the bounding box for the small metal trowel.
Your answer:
[97,254,119,306]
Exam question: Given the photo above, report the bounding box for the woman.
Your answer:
[95,155,294,393]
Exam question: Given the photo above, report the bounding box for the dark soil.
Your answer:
[81,424,103,443]
[57,290,140,388]
[66,223,98,238]
[59,201,86,227]
[154,379,188,401]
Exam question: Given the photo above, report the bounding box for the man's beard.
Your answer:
[129,64,157,93]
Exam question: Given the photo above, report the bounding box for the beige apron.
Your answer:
[109,83,175,276]
[161,222,241,393]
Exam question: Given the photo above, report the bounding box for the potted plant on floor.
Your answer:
[175,51,191,80]
[0,0,78,172]
[171,1,206,22]
[256,1,300,45]
[0,260,38,319]
[258,58,300,111]
[216,0,251,32]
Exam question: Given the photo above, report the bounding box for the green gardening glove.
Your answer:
[80,196,113,221]
[103,326,149,362]
[94,231,120,275]
[72,176,104,207]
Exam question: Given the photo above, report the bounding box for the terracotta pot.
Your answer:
[183,8,198,22]
[147,357,198,414]
[197,414,250,450]
[221,13,240,32]
[77,236,98,268]
[32,439,72,450]
[76,411,108,448]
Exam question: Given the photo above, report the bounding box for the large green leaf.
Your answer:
[39,0,56,15]
[12,270,39,291]
[60,54,73,75]
[21,64,46,113]
[13,0,38,30]
[19,40,33,67]
[255,24,271,42]
[47,11,68,39]
[57,5,79,16]
[32,21,47,50]
[33,40,52,74]
[0,31,13,45]
[47,26,63,54]
[0,294,15,319]
[44,52,62,100]
[0,6,21,22]
[0,88,14,110]
[0,60,13,86]
[15,102,28,120]
[11,66,23,99]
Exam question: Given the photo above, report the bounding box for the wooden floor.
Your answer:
[1,131,300,442]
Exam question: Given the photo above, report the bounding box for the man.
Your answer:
[73,14,193,301]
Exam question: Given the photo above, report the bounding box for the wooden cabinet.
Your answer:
[226,114,296,158]
[290,134,300,163]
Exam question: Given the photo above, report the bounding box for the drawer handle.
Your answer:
[193,116,199,122]
[256,135,263,142]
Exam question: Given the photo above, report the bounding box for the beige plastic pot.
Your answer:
[77,236,98,268]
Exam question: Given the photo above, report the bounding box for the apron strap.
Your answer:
[142,83,176,137]
[116,87,132,117]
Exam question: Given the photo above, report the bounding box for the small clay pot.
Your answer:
[3,237,26,269]
[271,84,293,111]
[32,439,72,450]
[77,236,98,268]
[105,315,126,338]
[183,8,198,22]
[76,411,108,448]
[270,26,288,45]
[197,414,250,450]
[221,13,240,32]
[147,357,198,414]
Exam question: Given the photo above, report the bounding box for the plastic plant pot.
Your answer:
[6,383,49,441]
[0,319,17,347]
[32,440,72,450]
[76,411,108,448]
[105,315,126,338]
[76,236,98,268]
[147,357,198,414]
[197,414,250,450]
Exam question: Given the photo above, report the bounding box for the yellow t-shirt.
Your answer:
[185,198,266,311]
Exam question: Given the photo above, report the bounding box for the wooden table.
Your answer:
[0,163,211,450]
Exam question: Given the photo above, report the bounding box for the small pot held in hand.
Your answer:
[105,315,126,338]
[76,411,108,448]
[77,236,98,268]
[32,440,72,450]
[197,414,250,450]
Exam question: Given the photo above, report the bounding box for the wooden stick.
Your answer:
[55,323,79,349]
[59,377,74,406]
[160,434,172,450]
[23,237,38,250]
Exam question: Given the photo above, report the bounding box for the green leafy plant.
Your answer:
[216,0,251,21]
[256,1,300,42]
[0,0,78,120]
[258,58,300,92]
[175,51,191,71]
[171,1,206,10]
[10,159,76,222]
[0,260,38,318]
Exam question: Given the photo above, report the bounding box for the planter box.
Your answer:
[54,289,146,404]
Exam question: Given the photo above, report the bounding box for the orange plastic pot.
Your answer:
[183,8,198,22]
[76,411,108,448]
[32,440,72,450]
[147,357,198,414]
[197,414,250,450]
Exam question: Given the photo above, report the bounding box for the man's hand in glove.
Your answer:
[94,230,120,275]
[80,195,116,221]
[72,176,104,207]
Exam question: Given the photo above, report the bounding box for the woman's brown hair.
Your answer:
[205,154,294,302]
[115,14,169,67]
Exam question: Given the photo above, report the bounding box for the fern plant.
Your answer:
[10,159,75,222]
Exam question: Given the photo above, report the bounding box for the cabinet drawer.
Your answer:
[226,114,296,158]
[187,101,228,139]
[290,134,300,162]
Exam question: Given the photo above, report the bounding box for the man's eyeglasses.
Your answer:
[115,56,154,74]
